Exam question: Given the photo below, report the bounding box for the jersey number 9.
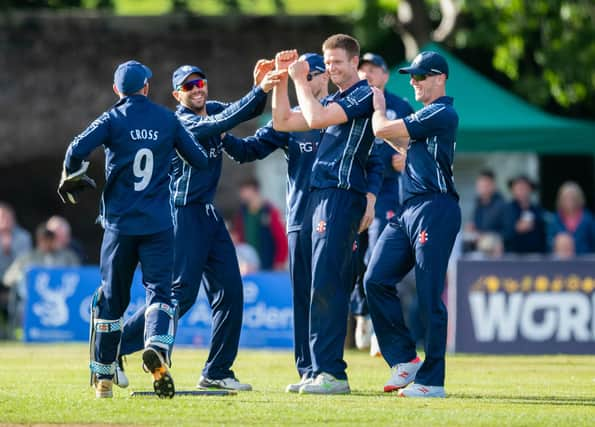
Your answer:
[133,148,154,192]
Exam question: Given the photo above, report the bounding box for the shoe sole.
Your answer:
[142,349,175,399]
[299,388,351,395]
[384,383,409,393]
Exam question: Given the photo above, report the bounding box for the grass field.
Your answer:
[0,343,594,426]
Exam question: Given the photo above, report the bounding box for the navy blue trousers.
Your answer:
[287,229,312,378]
[364,194,460,386]
[95,228,173,371]
[121,203,243,380]
[305,188,366,380]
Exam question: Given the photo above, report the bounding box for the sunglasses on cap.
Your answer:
[177,78,207,92]
[307,71,324,81]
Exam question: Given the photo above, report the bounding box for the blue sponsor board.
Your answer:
[24,267,293,348]
[455,259,595,354]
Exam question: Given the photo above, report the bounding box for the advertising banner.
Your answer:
[455,259,595,354]
[24,267,293,348]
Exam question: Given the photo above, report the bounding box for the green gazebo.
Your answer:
[385,44,595,154]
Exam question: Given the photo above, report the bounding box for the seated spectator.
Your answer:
[468,232,504,260]
[552,232,576,260]
[549,181,595,255]
[3,223,80,334]
[46,215,85,263]
[465,170,506,251]
[233,177,288,270]
[227,220,261,276]
[0,202,32,338]
[502,175,547,254]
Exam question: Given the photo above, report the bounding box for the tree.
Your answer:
[457,0,594,114]
[355,0,594,116]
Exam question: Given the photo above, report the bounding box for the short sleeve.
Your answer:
[334,86,374,120]
[403,103,453,140]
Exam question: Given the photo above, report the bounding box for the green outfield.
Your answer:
[0,343,593,426]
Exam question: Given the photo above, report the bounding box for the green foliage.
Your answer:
[457,0,595,113]
[353,1,406,67]
[0,344,594,426]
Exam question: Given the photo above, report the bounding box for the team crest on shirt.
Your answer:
[386,109,397,120]
[352,240,358,252]
[419,230,429,245]
[386,210,395,220]
[316,220,327,233]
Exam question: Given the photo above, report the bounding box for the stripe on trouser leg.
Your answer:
[144,303,175,363]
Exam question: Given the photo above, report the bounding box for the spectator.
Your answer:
[502,175,547,254]
[465,170,506,250]
[227,221,261,275]
[552,232,576,260]
[0,202,32,338]
[3,223,79,334]
[233,177,288,270]
[46,215,85,263]
[550,181,595,254]
[467,232,504,260]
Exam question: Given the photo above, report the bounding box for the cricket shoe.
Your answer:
[285,374,314,393]
[198,376,253,391]
[384,356,422,392]
[94,378,113,399]
[397,383,445,398]
[114,355,129,388]
[142,347,175,399]
[299,372,350,395]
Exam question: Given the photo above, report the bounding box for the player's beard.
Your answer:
[188,91,207,115]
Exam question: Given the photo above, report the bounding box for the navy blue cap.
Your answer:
[172,65,206,90]
[399,51,449,77]
[359,52,388,72]
[299,53,326,74]
[114,60,152,95]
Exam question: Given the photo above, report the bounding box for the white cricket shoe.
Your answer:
[285,374,313,393]
[384,356,422,392]
[198,376,253,391]
[398,383,446,398]
[354,316,372,350]
[114,356,129,388]
[299,372,350,395]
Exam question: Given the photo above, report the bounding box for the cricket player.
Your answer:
[222,53,382,393]
[273,34,378,394]
[117,60,282,391]
[59,60,210,399]
[364,51,460,398]
[352,53,414,350]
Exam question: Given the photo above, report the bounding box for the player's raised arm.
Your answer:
[223,121,287,164]
[272,50,310,132]
[371,86,410,150]
[173,115,209,170]
[289,60,349,129]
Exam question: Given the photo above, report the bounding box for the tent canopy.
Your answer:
[385,44,595,153]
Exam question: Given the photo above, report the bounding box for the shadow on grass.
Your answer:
[448,393,595,406]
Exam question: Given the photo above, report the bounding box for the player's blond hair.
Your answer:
[322,34,360,59]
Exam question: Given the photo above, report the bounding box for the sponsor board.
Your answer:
[455,259,595,354]
[24,268,293,348]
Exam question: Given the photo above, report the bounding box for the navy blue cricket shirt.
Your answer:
[401,96,459,203]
